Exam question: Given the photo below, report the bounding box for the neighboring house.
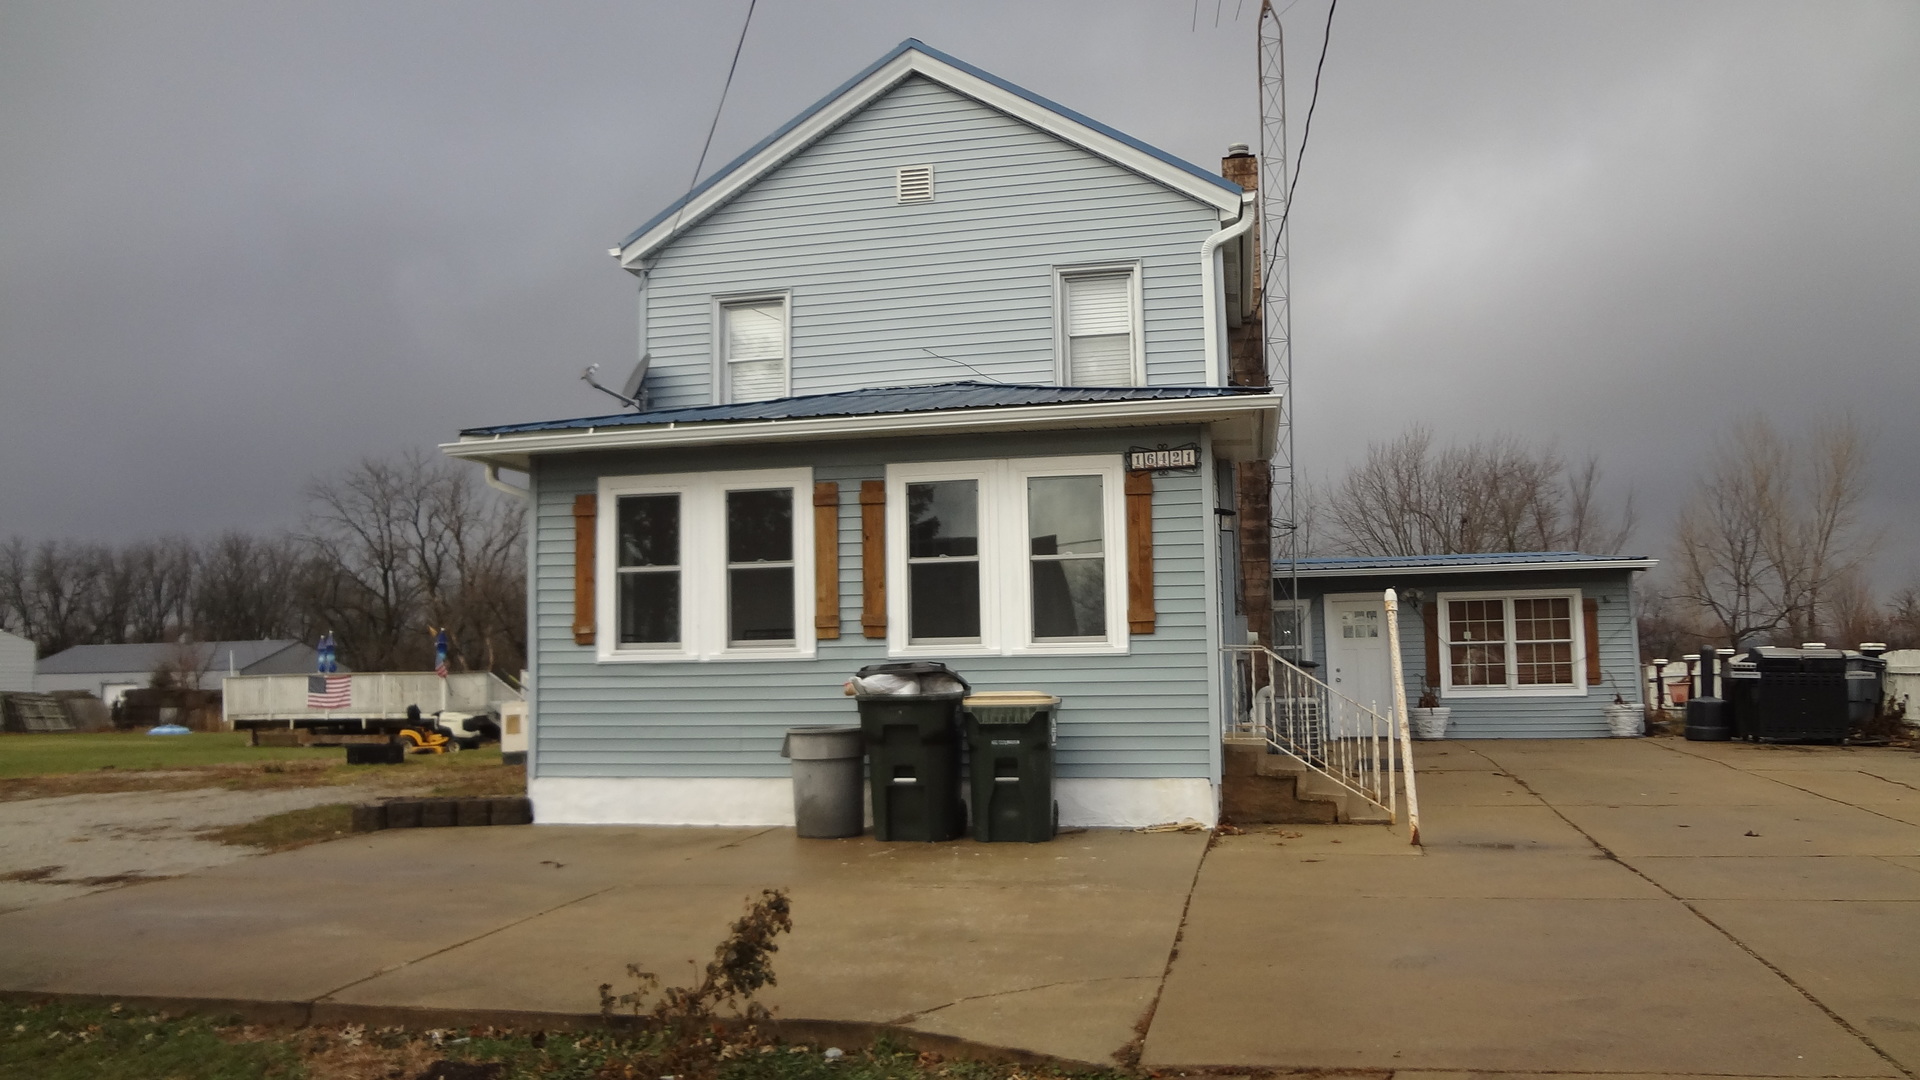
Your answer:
[444,40,1278,827]
[35,640,328,706]
[1274,553,1656,738]
[0,630,34,694]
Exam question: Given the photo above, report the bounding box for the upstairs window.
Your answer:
[1438,590,1584,696]
[719,296,788,403]
[1056,264,1142,387]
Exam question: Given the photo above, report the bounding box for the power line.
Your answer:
[1267,0,1335,280]
[667,0,759,238]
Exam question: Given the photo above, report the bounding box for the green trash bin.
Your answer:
[963,692,1061,843]
[853,662,969,842]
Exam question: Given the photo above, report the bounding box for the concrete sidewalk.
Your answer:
[0,822,1204,1065]
[2,738,1918,1075]
[1147,737,1920,1077]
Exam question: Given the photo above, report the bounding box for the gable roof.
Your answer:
[1278,552,1659,578]
[444,381,1280,469]
[614,39,1244,266]
[36,640,308,676]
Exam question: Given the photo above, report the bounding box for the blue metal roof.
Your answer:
[617,38,1240,251]
[1278,552,1657,575]
[461,382,1266,437]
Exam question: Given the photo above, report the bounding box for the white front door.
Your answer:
[1324,596,1392,731]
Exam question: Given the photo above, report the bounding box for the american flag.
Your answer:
[434,628,450,678]
[307,674,351,710]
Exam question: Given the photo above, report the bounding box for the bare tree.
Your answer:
[1319,425,1636,558]
[192,532,308,641]
[1672,413,1877,647]
[300,451,525,675]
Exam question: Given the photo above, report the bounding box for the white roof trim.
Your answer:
[615,49,1243,267]
[442,395,1279,471]
[1281,558,1659,579]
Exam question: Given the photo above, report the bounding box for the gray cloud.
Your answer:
[2,1,1914,586]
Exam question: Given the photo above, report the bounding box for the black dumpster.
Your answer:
[963,692,1061,843]
[852,662,969,842]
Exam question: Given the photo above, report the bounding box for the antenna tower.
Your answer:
[1258,1,1299,626]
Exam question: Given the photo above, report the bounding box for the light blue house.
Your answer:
[1273,553,1657,738]
[444,41,1278,827]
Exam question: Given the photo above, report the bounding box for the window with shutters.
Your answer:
[1054,263,1142,387]
[717,295,789,403]
[885,455,1127,658]
[1436,590,1586,697]
[596,468,814,662]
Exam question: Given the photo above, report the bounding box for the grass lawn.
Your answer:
[0,998,1108,1080]
[0,731,340,778]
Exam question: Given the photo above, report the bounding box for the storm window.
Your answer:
[1438,591,1583,695]
[1055,264,1143,387]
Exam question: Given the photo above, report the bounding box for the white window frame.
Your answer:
[596,468,815,663]
[712,291,792,404]
[885,454,1128,659]
[1053,261,1145,387]
[1436,588,1586,698]
[1271,598,1313,661]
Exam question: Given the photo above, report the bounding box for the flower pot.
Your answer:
[1410,706,1452,740]
[1605,703,1644,738]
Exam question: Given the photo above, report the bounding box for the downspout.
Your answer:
[482,464,529,501]
[1200,191,1258,387]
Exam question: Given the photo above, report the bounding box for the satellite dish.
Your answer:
[620,355,650,404]
[580,356,650,411]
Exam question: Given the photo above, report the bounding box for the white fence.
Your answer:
[222,672,521,725]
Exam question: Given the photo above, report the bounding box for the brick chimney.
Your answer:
[1221,144,1273,646]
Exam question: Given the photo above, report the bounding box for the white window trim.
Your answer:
[596,468,815,663]
[885,454,1128,659]
[1272,597,1313,660]
[711,291,792,405]
[1052,261,1145,387]
[1436,588,1586,698]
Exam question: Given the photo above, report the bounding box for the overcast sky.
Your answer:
[3,1,1915,591]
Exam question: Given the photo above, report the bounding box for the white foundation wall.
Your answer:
[529,776,1217,829]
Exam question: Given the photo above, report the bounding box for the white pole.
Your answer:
[1383,589,1421,846]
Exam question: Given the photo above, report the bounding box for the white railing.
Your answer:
[1224,587,1422,842]
[221,671,522,725]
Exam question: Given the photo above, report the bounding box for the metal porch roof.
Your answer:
[460,382,1267,437]
[1277,552,1659,578]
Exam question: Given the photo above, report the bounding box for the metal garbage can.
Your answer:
[963,692,1060,843]
[852,662,969,842]
[1846,651,1888,729]
[781,725,865,838]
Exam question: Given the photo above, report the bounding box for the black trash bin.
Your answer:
[963,692,1060,843]
[852,662,969,842]
[1742,647,1851,743]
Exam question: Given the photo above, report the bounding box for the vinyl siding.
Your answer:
[0,631,34,694]
[642,76,1222,406]
[531,427,1216,779]
[1293,570,1644,739]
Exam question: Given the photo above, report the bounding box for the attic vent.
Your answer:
[895,164,934,203]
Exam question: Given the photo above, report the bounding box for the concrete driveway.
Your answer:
[2,737,1918,1075]
[1147,737,1920,1077]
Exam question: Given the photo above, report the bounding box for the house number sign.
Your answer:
[1125,444,1201,475]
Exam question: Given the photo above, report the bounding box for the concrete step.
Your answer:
[1220,744,1339,825]
[1247,748,1397,826]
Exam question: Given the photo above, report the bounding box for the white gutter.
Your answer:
[443,393,1280,469]
[481,464,529,501]
[1200,192,1259,387]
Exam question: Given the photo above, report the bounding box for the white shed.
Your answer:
[0,630,34,693]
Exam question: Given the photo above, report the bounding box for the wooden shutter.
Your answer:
[1582,597,1602,684]
[814,482,841,640]
[1421,601,1440,689]
[571,494,596,646]
[1125,471,1155,634]
[860,481,887,638]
